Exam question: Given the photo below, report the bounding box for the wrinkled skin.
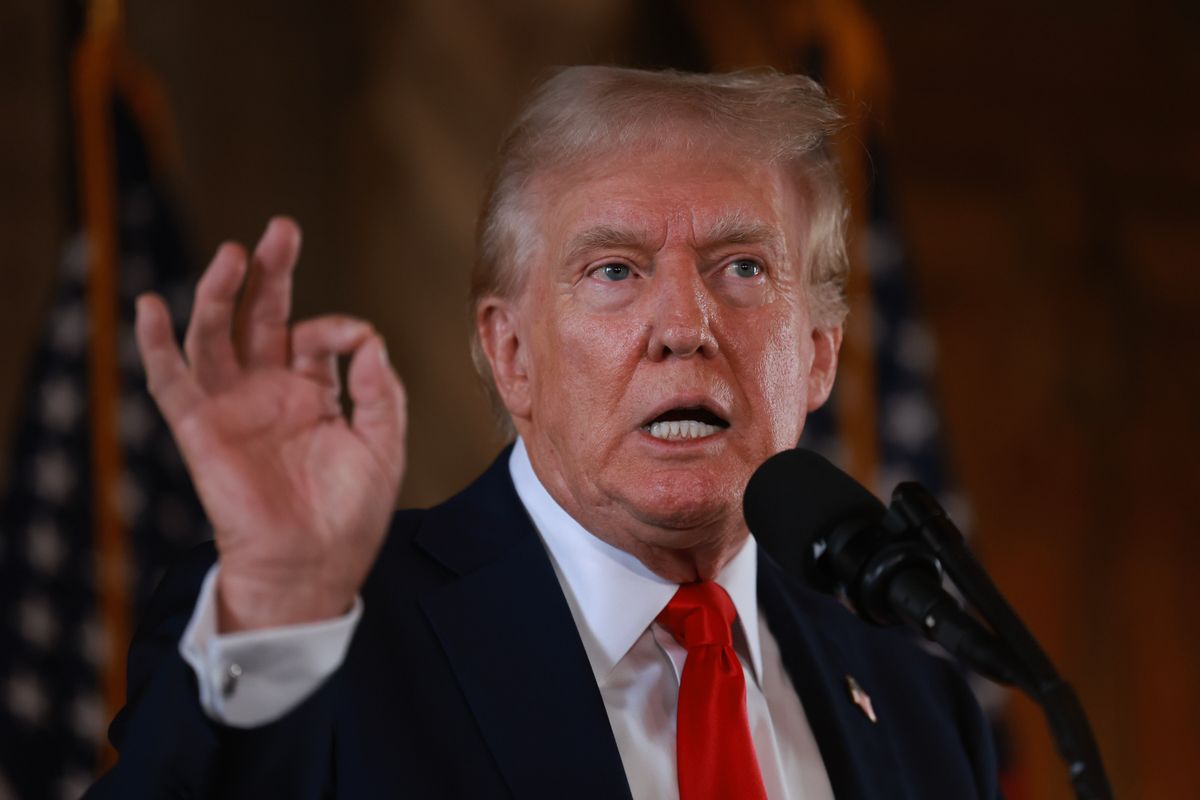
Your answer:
[478,147,841,582]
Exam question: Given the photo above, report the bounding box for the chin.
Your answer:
[618,469,739,533]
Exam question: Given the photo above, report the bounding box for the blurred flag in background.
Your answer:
[0,4,207,797]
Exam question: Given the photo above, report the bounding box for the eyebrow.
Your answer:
[563,225,652,261]
[699,214,784,253]
[563,214,785,263]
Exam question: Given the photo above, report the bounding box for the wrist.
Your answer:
[216,569,354,633]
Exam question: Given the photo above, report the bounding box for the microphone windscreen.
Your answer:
[743,448,885,586]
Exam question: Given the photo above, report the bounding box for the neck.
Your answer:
[521,446,749,583]
[600,524,750,583]
[513,434,748,585]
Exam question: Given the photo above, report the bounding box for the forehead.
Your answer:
[530,146,806,255]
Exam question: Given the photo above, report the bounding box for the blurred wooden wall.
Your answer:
[872,4,1200,797]
[2,1,1198,797]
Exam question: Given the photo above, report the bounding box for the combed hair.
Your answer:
[470,65,850,428]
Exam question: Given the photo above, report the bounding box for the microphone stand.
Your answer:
[890,483,1113,800]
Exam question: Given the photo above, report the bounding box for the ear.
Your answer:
[476,296,532,420]
[806,324,842,411]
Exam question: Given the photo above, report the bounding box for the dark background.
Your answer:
[2,1,1197,797]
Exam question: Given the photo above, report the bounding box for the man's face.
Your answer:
[485,144,840,570]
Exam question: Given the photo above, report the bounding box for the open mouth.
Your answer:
[640,406,730,441]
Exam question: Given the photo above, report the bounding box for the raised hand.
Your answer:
[135,217,407,632]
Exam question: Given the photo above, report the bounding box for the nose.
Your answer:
[645,260,718,361]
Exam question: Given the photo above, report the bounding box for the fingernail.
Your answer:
[377,338,389,365]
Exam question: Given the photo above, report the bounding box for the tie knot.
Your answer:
[657,581,737,650]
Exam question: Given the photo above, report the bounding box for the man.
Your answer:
[88,67,998,798]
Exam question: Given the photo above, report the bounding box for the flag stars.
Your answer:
[49,302,88,357]
[71,692,105,741]
[57,772,93,800]
[895,320,937,376]
[5,671,49,727]
[19,595,60,650]
[33,449,76,504]
[883,393,940,452]
[118,394,155,448]
[39,376,84,433]
[26,519,67,576]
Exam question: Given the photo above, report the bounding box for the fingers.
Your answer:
[235,216,301,369]
[289,315,375,393]
[136,293,202,423]
[348,335,407,478]
[184,242,246,392]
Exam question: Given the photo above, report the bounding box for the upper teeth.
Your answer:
[644,420,721,440]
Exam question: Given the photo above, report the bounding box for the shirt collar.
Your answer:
[508,438,763,686]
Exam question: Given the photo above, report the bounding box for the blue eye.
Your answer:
[598,264,631,281]
[728,259,762,278]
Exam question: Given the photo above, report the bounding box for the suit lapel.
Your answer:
[414,450,633,800]
[758,551,901,800]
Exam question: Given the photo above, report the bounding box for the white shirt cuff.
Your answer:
[178,564,363,728]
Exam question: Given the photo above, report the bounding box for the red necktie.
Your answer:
[657,581,768,800]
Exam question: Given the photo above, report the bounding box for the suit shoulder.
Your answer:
[382,506,428,541]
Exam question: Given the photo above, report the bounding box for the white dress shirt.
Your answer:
[180,439,833,799]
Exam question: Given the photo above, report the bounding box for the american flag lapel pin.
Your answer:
[845,675,877,723]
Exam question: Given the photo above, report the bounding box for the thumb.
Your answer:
[348,334,407,478]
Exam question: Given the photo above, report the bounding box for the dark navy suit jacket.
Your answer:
[88,448,999,799]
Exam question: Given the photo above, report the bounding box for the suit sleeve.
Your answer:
[84,543,342,800]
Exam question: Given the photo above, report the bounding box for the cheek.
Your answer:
[530,307,646,426]
[554,305,646,375]
[734,312,813,446]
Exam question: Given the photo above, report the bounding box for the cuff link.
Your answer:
[222,662,243,698]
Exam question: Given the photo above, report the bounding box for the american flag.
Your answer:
[803,142,967,511]
[0,93,208,799]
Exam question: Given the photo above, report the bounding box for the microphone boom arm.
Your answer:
[890,483,1113,800]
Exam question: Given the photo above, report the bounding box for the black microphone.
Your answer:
[743,447,1021,686]
[744,447,1114,800]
